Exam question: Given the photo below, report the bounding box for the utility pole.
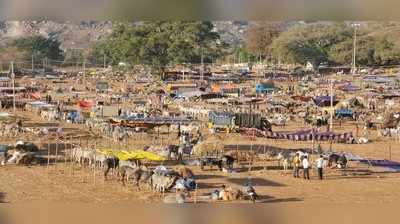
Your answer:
[103,54,106,69]
[200,49,204,81]
[330,79,334,131]
[352,23,360,74]
[31,54,34,71]
[353,27,357,74]
[11,61,16,114]
[83,59,86,82]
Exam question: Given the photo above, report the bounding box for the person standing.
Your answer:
[316,155,324,180]
[302,156,310,180]
[292,153,300,178]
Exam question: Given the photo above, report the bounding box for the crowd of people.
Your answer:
[292,152,325,180]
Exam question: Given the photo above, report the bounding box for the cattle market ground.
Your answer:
[1,111,400,205]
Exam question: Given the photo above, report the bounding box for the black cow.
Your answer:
[104,157,120,180]
[328,154,347,168]
[200,155,235,171]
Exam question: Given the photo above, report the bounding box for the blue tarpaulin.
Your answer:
[313,96,338,107]
[335,109,353,118]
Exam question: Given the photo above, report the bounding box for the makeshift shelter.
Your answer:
[256,81,277,94]
[291,95,312,102]
[96,81,109,93]
[30,92,41,100]
[175,90,205,99]
[25,101,55,112]
[77,100,93,110]
[336,97,365,109]
[313,96,339,107]
[97,149,165,161]
[265,129,353,142]
[338,84,360,92]
[335,109,353,118]
[208,111,235,131]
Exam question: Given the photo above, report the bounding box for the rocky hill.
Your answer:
[0,21,332,51]
[0,21,114,50]
[0,21,252,51]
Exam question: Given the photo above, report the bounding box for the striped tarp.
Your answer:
[239,128,353,142]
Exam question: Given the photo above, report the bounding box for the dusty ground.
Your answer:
[1,109,400,205]
[1,158,400,205]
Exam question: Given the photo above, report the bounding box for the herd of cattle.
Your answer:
[70,147,197,193]
[1,140,350,196]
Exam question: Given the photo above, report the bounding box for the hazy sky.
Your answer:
[1,0,400,20]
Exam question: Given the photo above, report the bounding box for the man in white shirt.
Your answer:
[316,155,324,180]
[302,156,310,180]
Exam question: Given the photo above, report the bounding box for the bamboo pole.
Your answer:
[69,135,72,176]
[64,138,67,170]
[194,183,198,204]
[55,134,59,169]
[93,140,97,185]
[47,139,50,170]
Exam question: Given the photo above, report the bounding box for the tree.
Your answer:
[271,23,354,66]
[270,22,400,67]
[91,21,222,79]
[13,34,63,61]
[373,36,400,65]
[245,22,282,60]
[91,23,143,66]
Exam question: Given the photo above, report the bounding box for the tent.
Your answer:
[77,100,93,110]
[97,149,165,161]
[313,96,339,107]
[265,129,353,142]
[338,84,360,92]
[30,92,41,100]
[256,81,276,94]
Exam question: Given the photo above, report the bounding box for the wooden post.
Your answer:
[55,134,59,168]
[125,129,128,150]
[94,140,97,185]
[47,139,50,169]
[64,138,67,170]
[249,131,255,172]
[69,135,73,177]
[79,136,84,183]
[263,145,267,171]
[236,144,240,166]
[194,183,198,204]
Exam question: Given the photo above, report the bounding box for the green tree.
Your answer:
[91,23,143,66]
[91,21,222,79]
[271,22,400,67]
[13,34,63,60]
[271,23,353,67]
